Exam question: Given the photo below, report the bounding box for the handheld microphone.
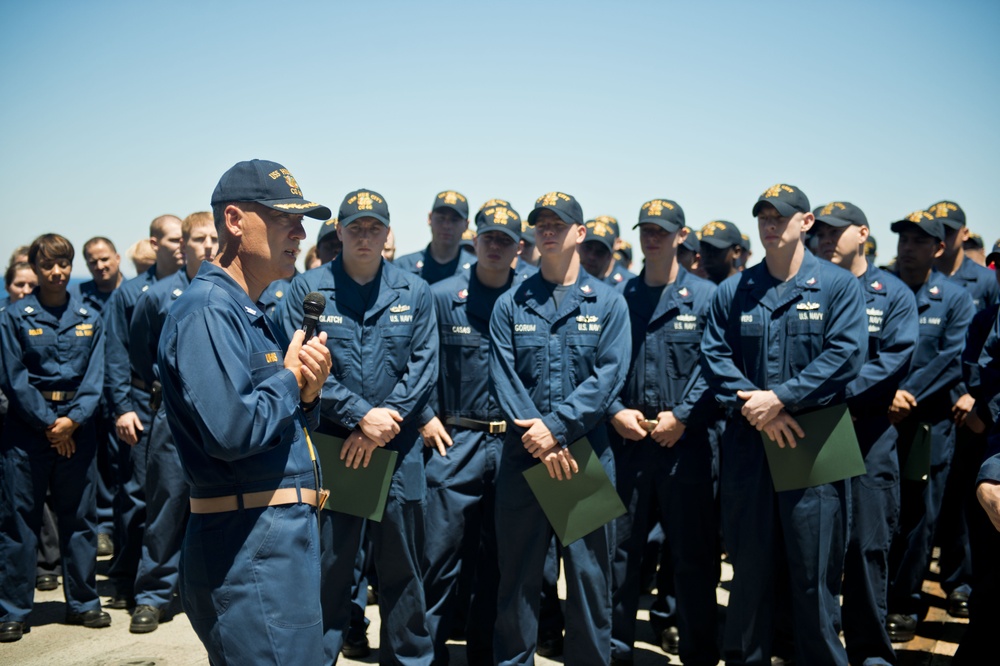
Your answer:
[301,292,326,339]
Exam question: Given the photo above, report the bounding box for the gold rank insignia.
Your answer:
[275,290,284,299]
[762,184,795,199]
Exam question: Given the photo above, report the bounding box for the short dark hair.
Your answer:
[4,261,33,289]
[83,236,117,256]
[28,234,75,266]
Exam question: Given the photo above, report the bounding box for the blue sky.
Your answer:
[2,0,998,278]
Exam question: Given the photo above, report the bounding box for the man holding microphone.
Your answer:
[156,159,333,664]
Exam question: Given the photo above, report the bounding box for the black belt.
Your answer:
[445,417,507,434]
[131,376,149,391]
[41,390,76,402]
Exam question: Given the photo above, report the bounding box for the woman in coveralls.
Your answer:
[0,234,109,642]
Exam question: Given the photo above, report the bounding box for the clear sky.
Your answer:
[2,0,998,279]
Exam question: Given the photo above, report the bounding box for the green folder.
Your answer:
[523,438,627,547]
[312,432,397,522]
[901,423,932,482]
[760,404,867,492]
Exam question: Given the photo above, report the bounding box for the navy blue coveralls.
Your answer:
[104,266,160,596]
[278,257,438,665]
[840,264,918,666]
[71,279,118,536]
[936,256,999,600]
[489,269,630,666]
[609,267,719,666]
[258,276,293,318]
[394,245,475,285]
[421,266,513,665]
[0,293,105,622]
[129,270,192,611]
[700,250,867,666]
[157,262,324,665]
[951,303,1000,664]
[887,271,974,621]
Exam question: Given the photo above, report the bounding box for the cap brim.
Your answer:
[261,199,332,220]
[890,220,942,241]
[339,212,390,227]
[939,218,964,231]
[528,208,577,227]
[634,218,682,233]
[813,215,855,228]
[477,224,520,242]
[432,203,469,219]
[582,237,615,252]
[986,252,1000,267]
[699,236,740,249]
[752,199,799,218]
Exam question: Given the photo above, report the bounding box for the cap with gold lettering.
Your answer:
[317,218,339,242]
[338,189,390,227]
[212,159,331,219]
[752,183,810,218]
[636,199,685,232]
[584,216,620,251]
[812,201,869,228]
[890,210,945,241]
[527,192,583,226]
[681,228,700,253]
[986,240,1000,267]
[699,220,745,249]
[432,190,469,219]
[926,200,965,230]
[475,198,511,226]
[864,235,877,257]
[478,205,522,242]
[614,240,633,265]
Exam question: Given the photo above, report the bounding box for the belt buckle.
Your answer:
[489,421,506,434]
[317,488,330,510]
[50,391,65,401]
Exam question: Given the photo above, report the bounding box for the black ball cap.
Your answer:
[926,200,965,230]
[699,220,745,249]
[584,216,620,251]
[432,191,469,219]
[752,183,810,218]
[890,210,945,242]
[212,159,331,220]
[339,189,390,227]
[635,199,685,232]
[812,201,869,228]
[527,192,583,226]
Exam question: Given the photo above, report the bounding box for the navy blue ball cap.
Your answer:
[864,235,877,256]
[635,199,684,232]
[890,210,945,241]
[477,204,522,242]
[527,192,583,226]
[432,190,469,219]
[699,220,745,249]
[475,198,511,226]
[752,183,810,218]
[926,200,966,230]
[211,159,331,220]
[812,201,869,228]
[614,240,633,264]
[986,239,1000,267]
[964,232,984,250]
[521,218,536,244]
[317,218,339,242]
[584,216,620,251]
[681,228,700,252]
[338,189,390,227]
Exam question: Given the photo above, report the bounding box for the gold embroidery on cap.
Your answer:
[439,191,466,205]
[820,202,847,216]
[906,210,933,223]
[642,200,674,217]
[763,184,795,198]
[479,198,509,211]
[701,220,727,236]
[929,202,958,219]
